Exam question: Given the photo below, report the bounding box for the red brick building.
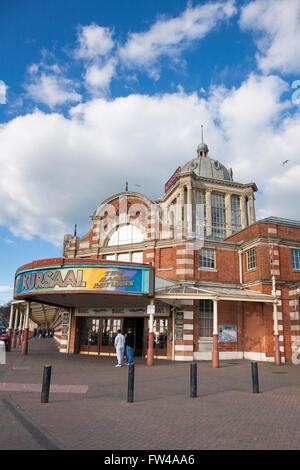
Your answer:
[10,140,300,365]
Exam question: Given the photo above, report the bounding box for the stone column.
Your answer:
[225,193,232,237]
[248,193,256,225]
[17,312,23,346]
[205,190,212,237]
[7,303,14,352]
[11,307,19,349]
[22,302,30,356]
[212,298,219,368]
[241,194,248,229]
[186,184,193,238]
[175,188,184,239]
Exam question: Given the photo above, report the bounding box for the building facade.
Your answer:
[10,140,300,365]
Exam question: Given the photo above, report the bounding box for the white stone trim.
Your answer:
[177,249,194,255]
[174,356,193,361]
[176,269,194,275]
[175,345,193,351]
[181,300,194,305]
[183,311,193,320]
[183,334,194,341]
[79,241,90,249]
[176,258,194,265]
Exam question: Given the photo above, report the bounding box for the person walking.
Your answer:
[114,329,125,368]
[125,328,135,365]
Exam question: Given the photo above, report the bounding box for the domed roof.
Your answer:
[181,145,233,181]
[197,142,209,152]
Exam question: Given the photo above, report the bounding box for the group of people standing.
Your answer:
[114,328,135,368]
[34,327,54,338]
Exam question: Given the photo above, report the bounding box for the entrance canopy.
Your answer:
[155,283,274,303]
[13,258,155,325]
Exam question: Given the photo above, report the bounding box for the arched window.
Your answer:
[107,224,144,246]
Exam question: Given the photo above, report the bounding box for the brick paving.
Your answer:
[0,338,300,450]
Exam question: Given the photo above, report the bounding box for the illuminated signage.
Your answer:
[14,265,152,296]
[164,166,181,193]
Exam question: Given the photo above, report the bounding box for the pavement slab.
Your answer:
[1,338,300,450]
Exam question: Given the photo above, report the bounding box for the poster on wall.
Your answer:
[219,325,237,342]
[175,327,184,341]
[175,312,184,325]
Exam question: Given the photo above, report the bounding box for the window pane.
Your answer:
[199,248,215,268]
[246,248,256,270]
[231,195,242,233]
[292,249,300,270]
[107,224,144,246]
[103,254,116,260]
[132,251,143,263]
[118,252,130,261]
[199,300,213,337]
[211,193,226,239]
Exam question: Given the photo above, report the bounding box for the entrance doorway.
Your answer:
[123,317,144,357]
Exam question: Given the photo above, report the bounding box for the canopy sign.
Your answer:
[14,265,152,296]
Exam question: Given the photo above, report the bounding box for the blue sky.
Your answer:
[1,0,300,304]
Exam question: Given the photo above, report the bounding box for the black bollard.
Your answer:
[127,364,135,403]
[41,365,52,403]
[190,362,197,397]
[251,361,259,393]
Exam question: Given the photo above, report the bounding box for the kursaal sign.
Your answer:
[14,265,152,295]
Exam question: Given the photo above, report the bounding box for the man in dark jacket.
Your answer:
[125,328,135,365]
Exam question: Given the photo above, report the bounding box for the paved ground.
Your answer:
[0,338,300,451]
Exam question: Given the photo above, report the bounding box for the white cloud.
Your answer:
[26,72,81,109]
[0,80,8,104]
[75,23,115,60]
[84,59,117,93]
[240,0,300,74]
[119,1,237,75]
[0,286,13,294]
[1,72,300,246]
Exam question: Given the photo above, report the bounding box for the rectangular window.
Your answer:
[199,300,213,338]
[231,195,241,234]
[211,193,226,239]
[118,253,130,262]
[246,247,256,270]
[195,191,206,236]
[103,254,116,260]
[292,249,300,270]
[132,251,143,263]
[199,248,215,268]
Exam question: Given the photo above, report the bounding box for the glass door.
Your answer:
[80,318,101,355]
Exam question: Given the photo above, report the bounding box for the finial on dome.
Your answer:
[197,125,209,157]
